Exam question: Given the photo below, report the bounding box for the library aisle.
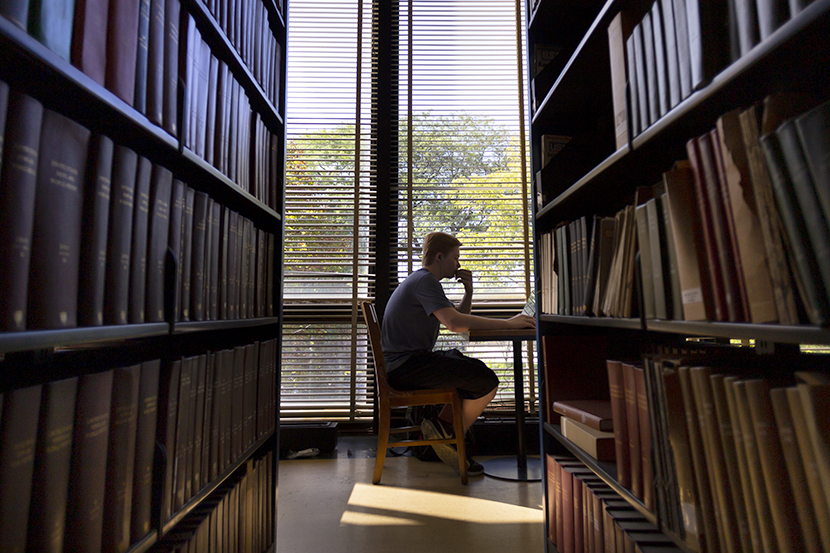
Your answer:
[277,441,544,553]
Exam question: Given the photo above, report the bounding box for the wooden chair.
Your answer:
[360,301,468,485]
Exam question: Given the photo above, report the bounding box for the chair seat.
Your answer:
[361,301,468,485]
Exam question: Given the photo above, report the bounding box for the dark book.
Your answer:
[266,231,274,317]
[796,99,830,230]
[180,186,194,321]
[61,373,110,552]
[735,0,760,55]
[28,109,91,329]
[71,0,110,85]
[622,363,642,499]
[255,228,265,317]
[190,191,209,321]
[205,55,219,165]
[162,0,178,136]
[672,0,693,99]
[128,156,151,324]
[246,219,255,317]
[642,11,659,125]
[686,136,728,321]
[684,0,729,91]
[27,383,78,553]
[195,38,210,159]
[659,0,681,109]
[144,0,163,125]
[777,117,830,308]
[651,1,669,118]
[145,164,172,322]
[28,0,76,61]
[227,80,238,182]
[227,210,239,320]
[104,145,137,325]
[218,349,233,471]
[0,385,41,553]
[155,359,180,523]
[208,353,221,482]
[190,354,206,496]
[0,0,30,29]
[167,179,184,322]
[232,346,245,459]
[101,365,140,553]
[78,134,114,327]
[133,0,149,114]
[219,207,230,319]
[174,356,193,510]
[64,371,114,553]
[201,353,214,487]
[131,359,159,542]
[607,359,630,489]
[214,61,228,173]
[243,343,258,449]
[761,130,830,324]
[0,80,8,164]
[180,13,197,149]
[0,92,43,331]
[756,0,788,39]
[633,367,653,510]
[633,22,650,132]
[209,200,221,320]
[105,0,140,105]
[202,198,213,320]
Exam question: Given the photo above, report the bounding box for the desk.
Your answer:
[466,328,541,482]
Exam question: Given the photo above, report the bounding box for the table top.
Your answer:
[465,328,537,341]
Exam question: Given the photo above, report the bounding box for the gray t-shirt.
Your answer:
[381,268,455,371]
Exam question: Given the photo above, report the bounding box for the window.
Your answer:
[282,0,534,421]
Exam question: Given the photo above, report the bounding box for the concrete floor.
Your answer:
[276,437,545,553]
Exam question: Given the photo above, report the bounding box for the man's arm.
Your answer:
[455,268,473,314]
[432,306,536,334]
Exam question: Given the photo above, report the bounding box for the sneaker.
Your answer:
[421,418,461,469]
[466,457,484,477]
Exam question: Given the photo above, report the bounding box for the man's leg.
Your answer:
[438,385,497,433]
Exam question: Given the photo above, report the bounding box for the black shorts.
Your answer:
[386,349,499,400]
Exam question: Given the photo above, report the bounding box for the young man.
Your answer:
[380,232,536,474]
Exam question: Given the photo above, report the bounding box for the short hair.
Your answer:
[422,232,461,265]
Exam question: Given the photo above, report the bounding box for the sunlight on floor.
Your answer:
[341,482,544,527]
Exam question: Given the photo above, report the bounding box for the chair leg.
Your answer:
[451,395,468,485]
[374,406,392,484]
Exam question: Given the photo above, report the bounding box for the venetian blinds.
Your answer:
[281,0,376,420]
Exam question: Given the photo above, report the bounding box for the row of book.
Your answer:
[644,357,830,553]
[196,0,283,109]
[156,453,275,553]
[608,0,815,147]
[539,93,830,325]
[545,454,680,553]
[0,338,277,553]
[181,13,282,210]
[0,84,276,332]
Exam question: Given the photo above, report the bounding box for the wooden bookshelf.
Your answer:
[529,0,830,551]
[0,0,286,549]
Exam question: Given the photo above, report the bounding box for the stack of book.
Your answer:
[554,399,615,463]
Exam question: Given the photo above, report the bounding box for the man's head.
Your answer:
[422,233,462,279]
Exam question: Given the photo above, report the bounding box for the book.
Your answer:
[659,0,681,109]
[607,11,635,149]
[795,99,830,228]
[102,365,140,553]
[797,382,830,535]
[162,0,179,136]
[77,134,114,327]
[0,91,43,331]
[180,186,194,320]
[633,367,653,510]
[145,165,172,323]
[735,0,760,55]
[633,22,650,132]
[128,156,152,324]
[664,161,711,321]
[156,359,180,523]
[190,354,206,494]
[64,371,114,553]
[174,356,193,509]
[145,0,164,125]
[769,387,821,553]
[71,0,109,85]
[756,0,788,39]
[607,360,630,488]
[716,109,778,323]
[562,416,615,462]
[28,109,91,329]
[636,203,656,319]
[131,360,159,542]
[622,363,642,499]
[685,0,729,91]
[28,0,76,61]
[651,1,669,118]
[206,56,219,166]
[133,0,149,114]
[104,145,137,325]
[642,11,659,126]
[190,191,209,321]
[105,0,140,105]
[0,384,41,553]
[553,400,613,432]
[210,201,221,320]
[0,0,30,28]
[167,179,184,321]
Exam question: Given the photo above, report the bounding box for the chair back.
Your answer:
[360,302,392,396]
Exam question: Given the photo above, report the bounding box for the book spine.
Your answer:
[180,186,194,321]
[167,179,184,322]
[133,0,150,114]
[0,0,29,29]
[71,0,110,85]
[622,363,642,499]
[162,0,179,136]
[28,0,76,61]
[145,165,172,322]
[145,0,165,125]
[156,360,180,523]
[607,360,630,489]
[190,191,209,321]
[28,109,91,329]
[104,145,137,325]
[105,0,140,105]
[128,157,152,324]
[131,360,160,542]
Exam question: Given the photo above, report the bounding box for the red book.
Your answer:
[72,0,110,85]
[607,360,630,488]
[128,156,152,324]
[553,400,613,431]
[106,0,141,105]
[622,363,642,498]
[634,366,653,510]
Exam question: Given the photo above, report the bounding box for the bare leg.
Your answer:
[438,386,498,434]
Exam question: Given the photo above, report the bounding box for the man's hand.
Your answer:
[506,313,536,329]
[455,268,473,294]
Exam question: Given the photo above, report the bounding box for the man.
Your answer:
[380,232,536,475]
